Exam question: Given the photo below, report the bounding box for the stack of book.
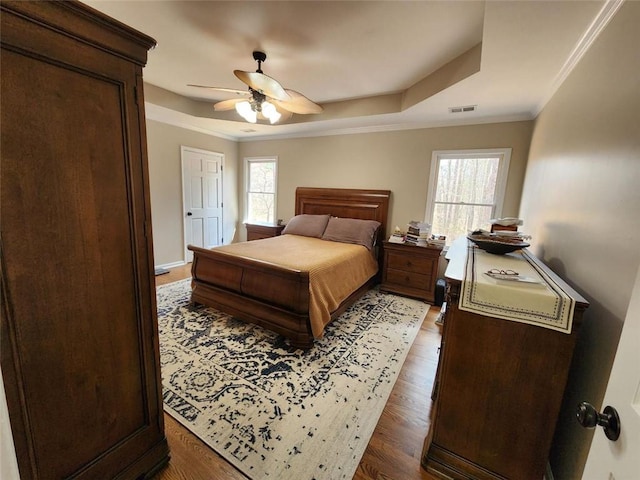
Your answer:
[428,234,446,247]
[388,230,405,244]
[405,221,431,246]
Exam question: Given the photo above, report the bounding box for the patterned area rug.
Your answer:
[157,279,429,480]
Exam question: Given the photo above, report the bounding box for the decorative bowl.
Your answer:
[467,234,530,255]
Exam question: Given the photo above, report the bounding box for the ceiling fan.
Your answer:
[188,51,323,124]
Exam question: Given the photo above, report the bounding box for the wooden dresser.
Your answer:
[245,222,285,241]
[380,241,442,303]
[1,2,169,479]
[422,239,589,480]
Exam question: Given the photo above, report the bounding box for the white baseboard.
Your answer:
[155,260,186,270]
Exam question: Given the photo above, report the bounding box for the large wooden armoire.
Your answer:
[1,2,169,479]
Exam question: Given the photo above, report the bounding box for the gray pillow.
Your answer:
[281,214,331,238]
[321,217,381,250]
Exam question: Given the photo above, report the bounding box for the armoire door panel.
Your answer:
[1,51,151,480]
[1,2,167,479]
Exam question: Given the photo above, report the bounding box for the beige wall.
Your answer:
[143,117,532,267]
[238,121,533,241]
[145,120,239,266]
[519,2,640,477]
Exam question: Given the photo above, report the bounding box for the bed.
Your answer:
[188,187,391,348]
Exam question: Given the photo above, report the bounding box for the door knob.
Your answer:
[187,212,193,216]
[576,401,620,441]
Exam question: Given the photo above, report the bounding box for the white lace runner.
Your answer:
[459,243,575,333]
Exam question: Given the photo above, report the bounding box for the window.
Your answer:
[245,156,277,224]
[424,149,511,245]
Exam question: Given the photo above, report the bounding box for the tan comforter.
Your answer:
[212,234,379,337]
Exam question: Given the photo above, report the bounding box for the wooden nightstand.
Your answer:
[380,241,442,302]
[245,222,285,241]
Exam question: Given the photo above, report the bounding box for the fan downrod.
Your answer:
[253,51,267,73]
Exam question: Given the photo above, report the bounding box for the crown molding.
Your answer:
[145,103,238,142]
[534,0,625,116]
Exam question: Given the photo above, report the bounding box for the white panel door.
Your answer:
[582,265,640,479]
[182,147,223,262]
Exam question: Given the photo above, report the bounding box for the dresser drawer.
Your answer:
[386,251,436,273]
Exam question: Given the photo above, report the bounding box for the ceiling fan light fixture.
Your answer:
[262,101,276,117]
[261,101,281,124]
[235,100,257,123]
[235,100,251,115]
[268,110,281,124]
[245,110,257,123]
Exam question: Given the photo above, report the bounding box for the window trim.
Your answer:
[424,148,512,229]
[244,156,278,224]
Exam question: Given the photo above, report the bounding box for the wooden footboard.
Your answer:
[188,244,315,348]
[189,245,310,312]
[188,245,376,349]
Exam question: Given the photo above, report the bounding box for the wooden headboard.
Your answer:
[295,187,391,259]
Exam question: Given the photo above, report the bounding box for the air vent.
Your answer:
[449,105,477,114]
[241,128,257,133]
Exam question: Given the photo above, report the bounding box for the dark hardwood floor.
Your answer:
[153,264,441,480]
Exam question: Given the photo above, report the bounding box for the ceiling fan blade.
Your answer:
[187,84,249,96]
[213,98,245,111]
[234,70,290,101]
[274,89,323,115]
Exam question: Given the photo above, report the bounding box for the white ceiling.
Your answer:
[83,0,610,141]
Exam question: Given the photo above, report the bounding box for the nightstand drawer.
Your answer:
[386,251,435,273]
[385,268,433,289]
